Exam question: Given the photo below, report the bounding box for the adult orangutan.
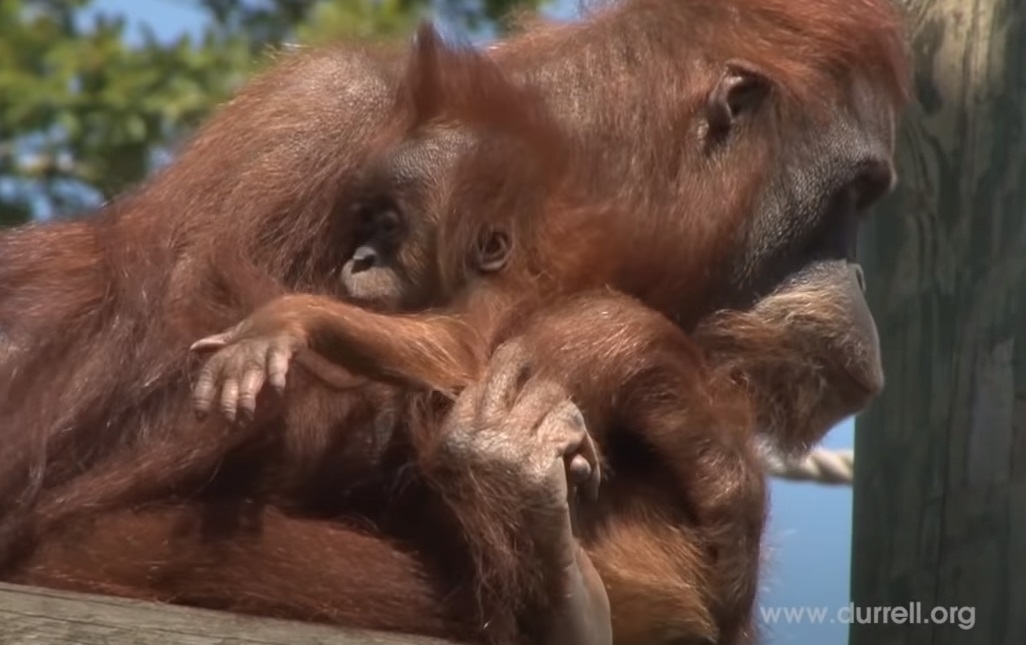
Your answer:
[185,29,769,645]
[0,0,909,643]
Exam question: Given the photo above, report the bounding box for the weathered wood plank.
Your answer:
[851,0,1026,643]
[0,583,455,645]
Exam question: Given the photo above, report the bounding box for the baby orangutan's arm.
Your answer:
[190,293,480,422]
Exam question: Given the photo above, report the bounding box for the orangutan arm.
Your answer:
[190,293,480,422]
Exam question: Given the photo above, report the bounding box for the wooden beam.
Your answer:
[851,0,1026,643]
[0,582,456,645]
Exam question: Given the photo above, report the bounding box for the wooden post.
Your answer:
[0,583,455,645]
[851,0,1026,643]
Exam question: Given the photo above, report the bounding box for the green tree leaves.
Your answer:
[0,0,541,225]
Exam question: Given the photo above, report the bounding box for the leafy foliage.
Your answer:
[0,0,542,225]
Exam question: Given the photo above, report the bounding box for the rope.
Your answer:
[759,445,854,486]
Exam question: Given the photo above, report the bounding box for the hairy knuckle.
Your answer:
[566,404,586,430]
[201,356,223,376]
[243,356,266,374]
[491,342,533,385]
[537,378,569,402]
[226,351,249,374]
[492,338,527,365]
[522,471,551,495]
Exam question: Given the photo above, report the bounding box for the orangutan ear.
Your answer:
[705,61,771,139]
[475,229,513,273]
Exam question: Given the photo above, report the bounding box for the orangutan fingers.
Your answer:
[190,331,233,353]
[541,400,601,502]
[574,432,602,503]
[478,339,534,426]
[192,352,229,417]
[513,379,574,441]
[236,367,267,423]
[266,341,294,394]
[219,376,241,424]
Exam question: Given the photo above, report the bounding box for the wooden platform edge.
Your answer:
[0,582,458,645]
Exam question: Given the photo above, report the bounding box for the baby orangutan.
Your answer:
[192,27,588,420]
[331,38,525,314]
[337,127,511,311]
[191,25,762,645]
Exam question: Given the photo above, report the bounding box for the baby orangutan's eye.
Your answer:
[374,208,402,238]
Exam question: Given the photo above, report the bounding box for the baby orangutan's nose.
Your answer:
[351,245,379,272]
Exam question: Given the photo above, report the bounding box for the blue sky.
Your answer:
[84,2,858,642]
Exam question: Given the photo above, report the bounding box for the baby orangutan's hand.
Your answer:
[190,310,309,424]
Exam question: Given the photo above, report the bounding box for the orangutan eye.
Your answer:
[375,208,402,238]
[355,199,404,243]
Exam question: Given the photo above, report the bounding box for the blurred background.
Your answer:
[0,1,859,642]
